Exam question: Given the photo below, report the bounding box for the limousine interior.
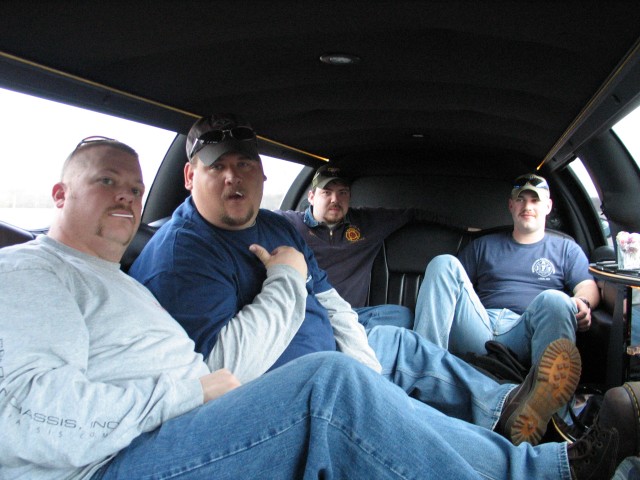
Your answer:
[2,1,640,447]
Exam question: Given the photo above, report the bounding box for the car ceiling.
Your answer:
[2,2,640,178]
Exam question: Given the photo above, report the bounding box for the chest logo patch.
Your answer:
[345,226,362,242]
[532,258,555,278]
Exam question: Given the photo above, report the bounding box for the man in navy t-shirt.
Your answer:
[413,173,600,366]
[130,114,381,383]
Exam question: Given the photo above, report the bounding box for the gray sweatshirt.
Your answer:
[0,236,209,479]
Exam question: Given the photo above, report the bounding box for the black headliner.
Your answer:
[2,1,640,177]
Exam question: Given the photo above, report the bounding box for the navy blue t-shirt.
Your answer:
[459,232,593,314]
[129,197,337,370]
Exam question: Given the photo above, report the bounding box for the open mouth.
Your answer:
[110,213,134,218]
[227,191,245,200]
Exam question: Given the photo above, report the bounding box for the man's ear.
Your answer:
[51,182,66,208]
[184,162,194,190]
[307,189,315,205]
[546,198,553,214]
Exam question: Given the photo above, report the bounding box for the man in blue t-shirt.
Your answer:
[130,114,582,448]
[413,173,600,366]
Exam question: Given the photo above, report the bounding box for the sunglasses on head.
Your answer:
[189,127,256,159]
[513,175,549,190]
[75,136,117,150]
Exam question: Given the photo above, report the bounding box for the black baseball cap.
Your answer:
[186,113,260,166]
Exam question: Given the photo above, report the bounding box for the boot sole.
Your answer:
[507,338,582,446]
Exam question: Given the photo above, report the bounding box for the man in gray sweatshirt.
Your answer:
[0,136,627,479]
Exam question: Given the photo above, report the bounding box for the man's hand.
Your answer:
[574,297,592,332]
[249,244,308,280]
[200,368,241,403]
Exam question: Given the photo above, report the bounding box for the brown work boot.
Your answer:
[497,338,581,445]
[597,381,640,464]
[568,424,619,479]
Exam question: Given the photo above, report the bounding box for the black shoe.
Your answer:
[568,424,619,480]
[597,381,640,464]
[497,338,581,445]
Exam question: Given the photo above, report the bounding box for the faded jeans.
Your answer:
[414,254,578,364]
[355,304,414,330]
[95,352,571,479]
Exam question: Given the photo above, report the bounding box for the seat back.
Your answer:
[120,217,169,272]
[368,223,468,310]
[0,221,36,249]
[368,224,577,312]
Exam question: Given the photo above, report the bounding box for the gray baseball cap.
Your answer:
[511,173,550,200]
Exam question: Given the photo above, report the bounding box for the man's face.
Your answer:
[52,146,144,259]
[508,190,552,234]
[308,181,351,224]
[185,151,265,230]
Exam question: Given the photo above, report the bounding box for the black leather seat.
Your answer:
[120,217,169,272]
[0,220,36,249]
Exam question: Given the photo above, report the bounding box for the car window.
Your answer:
[260,156,305,210]
[612,104,640,169]
[0,87,175,230]
[568,103,640,246]
[0,87,302,228]
[568,158,611,244]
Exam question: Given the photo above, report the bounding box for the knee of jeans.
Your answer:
[368,324,404,346]
[532,290,576,313]
[302,351,354,372]
[368,324,423,353]
[300,352,377,398]
[425,254,460,277]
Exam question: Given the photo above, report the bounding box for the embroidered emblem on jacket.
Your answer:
[531,258,555,278]
[345,226,362,242]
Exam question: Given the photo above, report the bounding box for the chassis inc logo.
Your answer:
[532,258,555,278]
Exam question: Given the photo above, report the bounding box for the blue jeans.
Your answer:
[368,325,512,430]
[355,304,414,330]
[414,255,578,364]
[96,352,570,479]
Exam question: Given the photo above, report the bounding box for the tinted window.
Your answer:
[0,87,175,229]
[261,156,304,210]
[613,104,640,168]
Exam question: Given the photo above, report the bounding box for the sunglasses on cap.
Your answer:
[512,174,549,190]
[189,127,256,159]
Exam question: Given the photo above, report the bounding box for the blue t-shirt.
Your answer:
[459,232,593,314]
[129,197,337,370]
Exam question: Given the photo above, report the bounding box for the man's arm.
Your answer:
[200,368,242,402]
[0,266,204,469]
[206,245,309,383]
[572,279,600,332]
[315,289,382,373]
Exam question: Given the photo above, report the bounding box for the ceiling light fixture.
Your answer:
[319,53,361,65]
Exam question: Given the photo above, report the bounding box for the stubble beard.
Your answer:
[221,207,256,228]
[96,220,135,247]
